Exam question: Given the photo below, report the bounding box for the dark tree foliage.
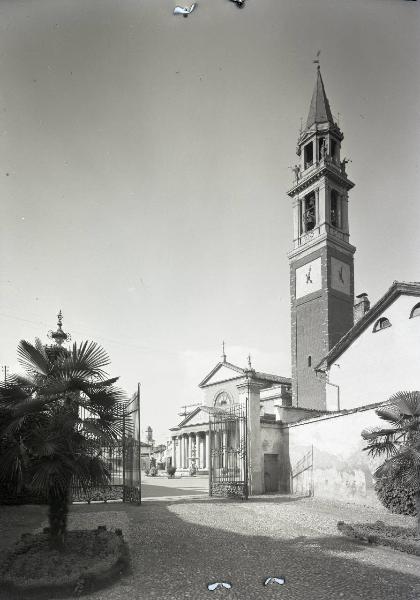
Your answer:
[362,391,420,534]
[0,338,126,549]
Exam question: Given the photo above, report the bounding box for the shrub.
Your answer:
[167,466,176,477]
[375,472,416,516]
[149,467,157,477]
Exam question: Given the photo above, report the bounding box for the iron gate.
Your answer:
[209,402,248,499]
[72,389,142,504]
[290,446,313,497]
[122,390,142,503]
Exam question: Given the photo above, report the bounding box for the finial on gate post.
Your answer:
[247,354,252,370]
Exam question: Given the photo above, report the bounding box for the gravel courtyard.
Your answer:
[1,494,419,600]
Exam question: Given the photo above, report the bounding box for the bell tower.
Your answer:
[288,67,356,411]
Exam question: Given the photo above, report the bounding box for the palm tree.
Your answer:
[361,391,420,535]
[0,338,126,549]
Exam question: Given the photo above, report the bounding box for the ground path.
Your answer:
[1,478,419,600]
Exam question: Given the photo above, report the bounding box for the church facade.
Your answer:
[168,68,420,503]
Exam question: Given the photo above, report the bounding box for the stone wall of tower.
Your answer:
[290,247,329,410]
[290,243,355,410]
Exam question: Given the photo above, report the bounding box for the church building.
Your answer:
[169,67,420,503]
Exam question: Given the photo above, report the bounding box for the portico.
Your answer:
[171,428,210,473]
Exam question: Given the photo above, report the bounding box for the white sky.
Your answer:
[1,0,419,443]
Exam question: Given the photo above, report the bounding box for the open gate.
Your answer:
[209,403,248,499]
[72,388,142,504]
[122,390,142,503]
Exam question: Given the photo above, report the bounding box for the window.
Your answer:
[308,356,312,367]
[410,303,420,319]
[214,391,232,408]
[373,317,391,332]
[330,139,337,159]
[301,192,316,233]
[304,142,313,169]
[330,190,340,228]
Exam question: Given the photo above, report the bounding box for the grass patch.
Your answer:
[0,527,130,598]
[337,520,420,556]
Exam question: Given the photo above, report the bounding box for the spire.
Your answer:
[305,66,334,130]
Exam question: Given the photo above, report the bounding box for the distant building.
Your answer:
[169,357,291,478]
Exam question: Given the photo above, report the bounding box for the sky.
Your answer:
[0,0,419,444]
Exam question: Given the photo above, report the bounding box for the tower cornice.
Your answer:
[288,233,356,261]
[287,161,354,197]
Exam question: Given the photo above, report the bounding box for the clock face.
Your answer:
[331,257,351,295]
[296,257,322,298]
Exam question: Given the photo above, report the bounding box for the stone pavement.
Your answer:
[1,495,420,600]
[141,475,209,501]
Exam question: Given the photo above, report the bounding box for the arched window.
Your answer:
[373,317,391,333]
[214,391,232,408]
[409,303,420,319]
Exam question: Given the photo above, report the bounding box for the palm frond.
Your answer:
[388,391,420,417]
[0,383,31,409]
[17,339,51,376]
[28,459,72,498]
[71,454,111,489]
[375,407,402,425]
[0,442,28,490]
[64,341,111,380]
[363,438,399,458]
[78,377,120,393]
[361,426,401,441]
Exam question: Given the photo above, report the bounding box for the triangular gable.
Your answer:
[199,361,245,388]
[177,406,210,428]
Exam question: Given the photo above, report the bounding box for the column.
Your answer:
[237,376,265,495]
[196,433,201,469]
[177,436,181,468]
[206,431,210,472]
[202,433,206,469]
[318,180,326,227]
[172,437,176,468]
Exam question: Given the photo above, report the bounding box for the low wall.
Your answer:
[284,404,385,507]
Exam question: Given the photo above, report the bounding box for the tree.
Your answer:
[0,338,126,548]
[361,391,420,534]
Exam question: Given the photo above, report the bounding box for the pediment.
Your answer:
[199,361,245,388]
[178,406,210,427]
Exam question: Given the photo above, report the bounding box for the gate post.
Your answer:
[237,375,265,496]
